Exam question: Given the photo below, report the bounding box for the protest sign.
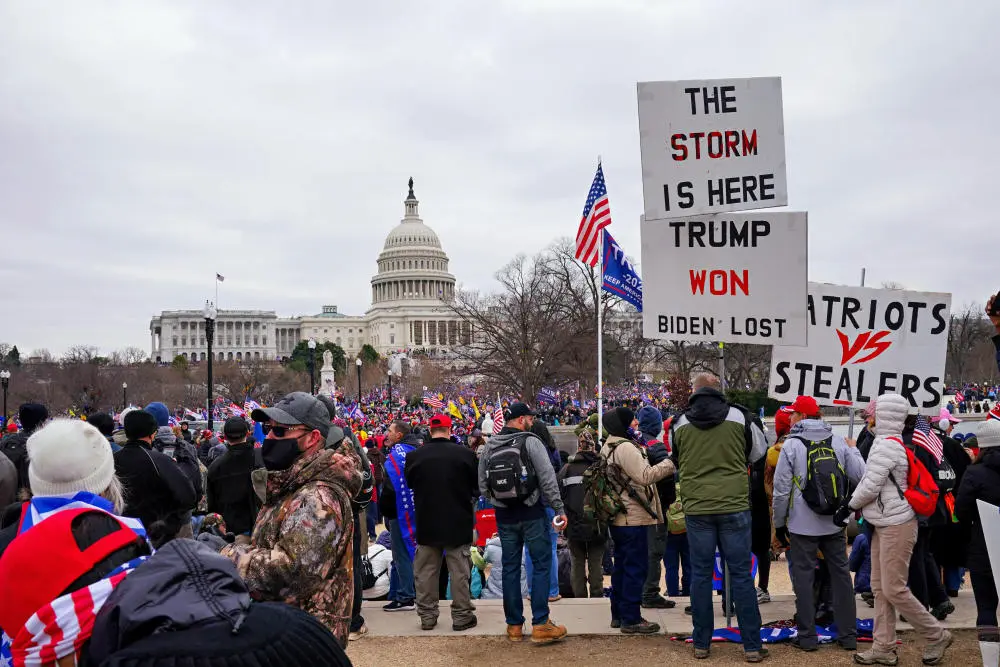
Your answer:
[637,77,786,220]
[640,212,807,345]
[768,283,952,409]
[602,230,642,311]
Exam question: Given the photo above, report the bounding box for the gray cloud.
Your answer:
[0,0,995,355]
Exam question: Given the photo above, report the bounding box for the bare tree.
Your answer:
[652,341,714,379]
[62,345,100,365]
[946,303,994,384]
[721,343,772,391]
[29,349,55,363]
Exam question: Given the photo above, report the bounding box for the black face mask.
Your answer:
[262,437,302,471]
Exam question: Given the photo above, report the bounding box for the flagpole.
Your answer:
[215,274,220,310]
[597,226,604,448]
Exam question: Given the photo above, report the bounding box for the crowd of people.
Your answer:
[0,297,998,666]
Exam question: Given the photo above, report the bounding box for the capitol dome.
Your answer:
[370,178,456,308]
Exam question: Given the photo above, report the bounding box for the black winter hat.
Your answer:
[602,407,635,439]
[97,601,353,667]
[88,412,116,437]
[18,403,48,432]
[124,410,159,441]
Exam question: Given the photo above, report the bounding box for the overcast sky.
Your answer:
[1,1,996,357]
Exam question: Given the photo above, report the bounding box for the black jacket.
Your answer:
[955,448,1000,572]
[114,440,198,531]
[152,428,203,501]
[87,538,251,663]
[857,427,876,462]
[87,538,350,664]
[0,431,31,492]
[644,437,677,510]
[378,433,422,520]
[557,450,606,543]
[206,442,264,535]
[404,436,479,547]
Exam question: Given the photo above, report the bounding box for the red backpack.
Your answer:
[886,436,939,517]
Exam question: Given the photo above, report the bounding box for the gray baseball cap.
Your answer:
[251,392,331,437]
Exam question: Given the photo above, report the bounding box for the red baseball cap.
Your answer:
[789,395,821,418]
[428,414,452,429]
[773,406,795,438]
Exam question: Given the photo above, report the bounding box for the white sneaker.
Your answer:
[756,587,770,604]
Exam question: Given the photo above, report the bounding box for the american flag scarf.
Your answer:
[1,558,146,667]
[17,491,147,541]
[913,415,944,464]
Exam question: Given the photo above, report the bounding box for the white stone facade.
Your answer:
[149,180,470,363]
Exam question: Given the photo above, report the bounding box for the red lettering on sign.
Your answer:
[689,269,750,296]
[670,129,759,161]
[837,329,892,366]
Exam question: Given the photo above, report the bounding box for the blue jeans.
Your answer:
[686,511,762,652]
[665,531,691,596]
[388,562,399,600]
[609,525,648,625]
[366,501,379,538]
[944,566,965,592]
[524,507,559,598]
[388,519,415,602]
[498,517,552,626]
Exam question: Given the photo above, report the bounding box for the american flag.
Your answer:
[574,162,613,267]
[423,393,444,409]
[913,415,944,464]
[492,401,504,435]
[228,402,246,418]
[243,397,261,414]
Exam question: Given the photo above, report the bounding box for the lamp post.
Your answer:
[307,339,317,395]
[356,358,362,401]
[387,369,393,405]
[0,370,9,427]
[203,301,217,431]
[122,382,127,410]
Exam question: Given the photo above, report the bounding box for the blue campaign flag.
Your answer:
[601,230,642,312]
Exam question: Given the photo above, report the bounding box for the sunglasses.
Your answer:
[263,423,309,438]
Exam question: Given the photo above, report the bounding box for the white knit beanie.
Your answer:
[27,419,115,497]
[978,420,1000,449]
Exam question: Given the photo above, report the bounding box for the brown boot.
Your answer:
[506,624,525,642]
[531,619,568,644]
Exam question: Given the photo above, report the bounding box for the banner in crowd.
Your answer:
[637,76,787,219]
[601,230,643,311]
[768,283,952,409]
[640,212,808,345]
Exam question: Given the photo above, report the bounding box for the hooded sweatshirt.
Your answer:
[222,441,363,645]
[847,393,914,527]
[478,426,564,524]
[670,387,767,516]
[772,418,865,536]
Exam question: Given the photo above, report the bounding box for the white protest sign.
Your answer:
[768,283,952,410]
[637,77,787,220]
[640,212,808,345]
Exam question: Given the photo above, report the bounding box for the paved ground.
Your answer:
[358,591,977,637]
[346,632,984,667]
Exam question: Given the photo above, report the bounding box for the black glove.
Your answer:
[833,502,853,528]
[775,525,790,547]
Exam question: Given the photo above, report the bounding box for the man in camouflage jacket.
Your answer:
[223,392,363,646]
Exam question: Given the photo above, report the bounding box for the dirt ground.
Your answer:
[346,631,983,667]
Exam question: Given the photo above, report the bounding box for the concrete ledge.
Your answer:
[361,592,977,637]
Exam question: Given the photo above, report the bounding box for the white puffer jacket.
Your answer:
[848,393,915,527]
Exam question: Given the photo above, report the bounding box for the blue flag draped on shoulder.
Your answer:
[601,230,642,312]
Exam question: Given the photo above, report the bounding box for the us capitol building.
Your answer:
[149,180,473,364]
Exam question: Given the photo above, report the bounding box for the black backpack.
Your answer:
[796,436,848,515]
[485,433,537,503]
